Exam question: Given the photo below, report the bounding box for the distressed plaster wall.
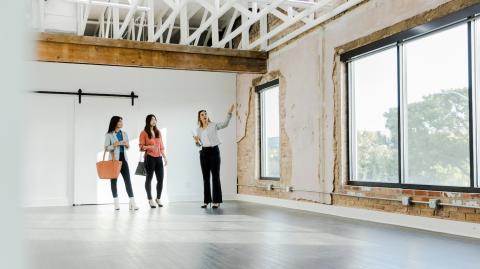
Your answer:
[236,0,480,222]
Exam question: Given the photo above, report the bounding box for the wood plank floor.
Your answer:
[24,201,480,269]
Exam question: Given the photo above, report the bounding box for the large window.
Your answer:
[404,24,470,186]
[345,5,480,191]
[350,47,398,183]
[257,80,280,180]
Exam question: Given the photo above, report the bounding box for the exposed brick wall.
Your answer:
[237,71,293,198]
[333,186,480,223]
[332,196,480,222]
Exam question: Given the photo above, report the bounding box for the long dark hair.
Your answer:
[107,116,122,133]
[198,110,211,128]
[144,114,160,139]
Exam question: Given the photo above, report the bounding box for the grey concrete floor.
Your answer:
[24,201,480,269]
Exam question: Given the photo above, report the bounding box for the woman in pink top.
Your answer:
[139,114,168,208]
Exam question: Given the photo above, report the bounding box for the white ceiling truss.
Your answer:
[33,0,363,51]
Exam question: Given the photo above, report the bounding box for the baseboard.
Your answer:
[22,194,239,207]
[22,197,70,207]
[235,194,480,239]
[167,193,238,202]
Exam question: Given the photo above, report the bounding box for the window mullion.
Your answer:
[470,19,479,188]
[398,43,407,185]
[349,61,357,182]
[260,92,266,178]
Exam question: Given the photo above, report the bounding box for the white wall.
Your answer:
[25,61,237,207]
[1,1,27,268]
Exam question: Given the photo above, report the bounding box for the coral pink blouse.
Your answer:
[139,130,165,158]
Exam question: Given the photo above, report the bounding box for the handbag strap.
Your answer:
[103,134,118,161]
[102,150,116,161]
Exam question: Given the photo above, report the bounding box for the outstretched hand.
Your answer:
[228,104,235,114]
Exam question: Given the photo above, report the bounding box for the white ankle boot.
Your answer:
[114,198,120,210]
[155,198,163,207]
[129,198,139,211]
[148,199,157,208]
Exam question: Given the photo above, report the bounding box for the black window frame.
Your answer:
[256,79,281,181]
[342,4,480,193]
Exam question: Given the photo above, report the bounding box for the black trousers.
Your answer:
[200,146,222,204]
[145,155,164,200]
[111,152,134,198]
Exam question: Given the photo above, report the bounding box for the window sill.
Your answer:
[347,181,480,193]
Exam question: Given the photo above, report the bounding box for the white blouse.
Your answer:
[200,129,211,147]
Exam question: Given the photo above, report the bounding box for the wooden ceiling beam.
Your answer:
[35,33,267,73]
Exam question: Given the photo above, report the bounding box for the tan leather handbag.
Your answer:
[96,150,122,180]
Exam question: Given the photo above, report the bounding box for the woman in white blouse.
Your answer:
[194,104,235,209]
